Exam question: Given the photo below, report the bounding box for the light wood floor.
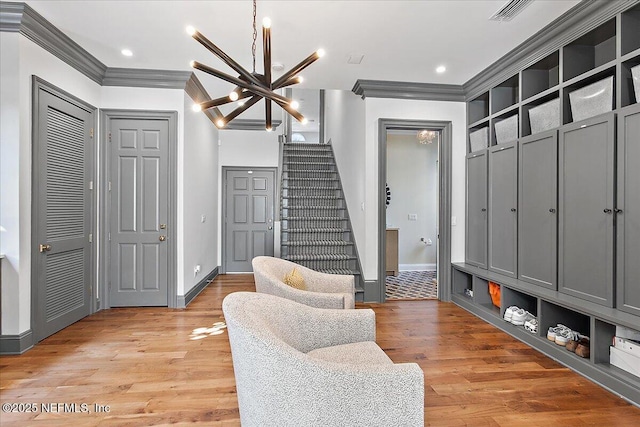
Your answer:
[1,274,639,426]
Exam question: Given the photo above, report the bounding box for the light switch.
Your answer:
[452,216,457,226]
[408,213,418,221]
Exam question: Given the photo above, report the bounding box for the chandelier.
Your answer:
[187,0,324,131]
[417,129,438,144]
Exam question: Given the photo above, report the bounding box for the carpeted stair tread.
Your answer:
[284,254,356,261]
[282,240,353,246]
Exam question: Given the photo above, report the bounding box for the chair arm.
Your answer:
[256,277,347,309]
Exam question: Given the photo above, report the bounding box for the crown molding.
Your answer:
[352,79,465,102]
[1,1,107,84]
[223,119,283,131]
[463,0,638,100]
[103,67,192,89]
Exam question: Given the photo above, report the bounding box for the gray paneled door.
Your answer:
[559,113,615,307]
[109,118,169,306]
[465,150,488,269]
[33,81,94,342]
[617,104,640,316]
[224,168,275,272]
[488,142,518,278]
[518,130,558,290]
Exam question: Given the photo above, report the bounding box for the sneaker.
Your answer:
[511,310,534,327]
[555,329,579,346]
[524,317,538,334]
[504,306,519,322]
[547,326,558,341]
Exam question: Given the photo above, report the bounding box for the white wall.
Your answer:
[0,32,22,335]
[323,90,367,267]
[364,98,467,280]
[386,133,438,268]
[182,93,219,294]
[216,129,280,266]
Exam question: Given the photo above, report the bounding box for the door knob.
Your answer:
[159,235,167,242]
[268,226,273,230]
[604,209,612,214]
[160,223,167,229]
[39,244,52,253]
[511,208,517,212]
[549,208,556,213]
[614,208,623,214]
[481,208,487,212]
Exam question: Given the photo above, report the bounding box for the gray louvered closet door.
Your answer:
[34,87,93,342]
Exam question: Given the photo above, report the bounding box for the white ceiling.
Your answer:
[24,0,581,93]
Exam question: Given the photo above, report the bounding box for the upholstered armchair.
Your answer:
[252,256,355,309]
[222,292,424,427]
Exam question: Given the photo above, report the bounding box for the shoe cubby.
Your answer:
[561,67,615,124]
[491,75,519,114]
[593,318,616,366]
[473,276,500,316]
[468,92,490,125]
[522,51,559,101]
[563,18,616,82]
[539,301,590,349]
[501,287,537,320]
[452,268,473,299]
[621,55,640,107]
[621,4,640,56]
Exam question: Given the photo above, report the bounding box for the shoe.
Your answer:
[524,318,538,334]
[504,306,518,322]
[566,339,579,352]
[547,326,558,341]
[512,310,534,327]
[556,329,579,346]
[575,337,590,358]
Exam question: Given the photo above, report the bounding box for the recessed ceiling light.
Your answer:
[121,49,133,57]
[436,65,446,74]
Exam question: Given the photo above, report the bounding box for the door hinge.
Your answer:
[108,233,111,241]
[89,233,93,243]
[89,180,93,190]
[108,181,112,191]
[90,128,94,138]
[108,131,112,142]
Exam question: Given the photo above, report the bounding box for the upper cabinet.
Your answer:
[467,3,640,155]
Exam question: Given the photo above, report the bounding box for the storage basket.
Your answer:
[529,98,560,134]
[469,127,488,152]
[569,76,614,122]
[494,115,518,144]
[632,64,640,104]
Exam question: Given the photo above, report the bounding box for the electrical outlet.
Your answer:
[408,213,418,221]
[194,264,201,276]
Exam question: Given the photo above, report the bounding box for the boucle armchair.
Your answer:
[222,292,424,427]
[252,256,355,309]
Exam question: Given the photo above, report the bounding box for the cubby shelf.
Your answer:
[452,263,640,406]
[467,6,640,154]
[462,3,640,406]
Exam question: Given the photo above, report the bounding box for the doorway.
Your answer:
[222,167,276,273]
[378,119,452,303]
[385,129,439,300]
[100,110,178,308]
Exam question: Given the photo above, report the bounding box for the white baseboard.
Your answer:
[399,263,436,271]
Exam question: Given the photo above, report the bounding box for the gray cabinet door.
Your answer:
[488,142,518,278]
[466,150,488,269]
[559,113,615,307]
[617,104,640,316]
[518,130,558,290]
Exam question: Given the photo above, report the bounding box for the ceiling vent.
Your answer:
[489,0,534,21]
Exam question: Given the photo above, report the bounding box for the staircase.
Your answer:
[280,142,363,298]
